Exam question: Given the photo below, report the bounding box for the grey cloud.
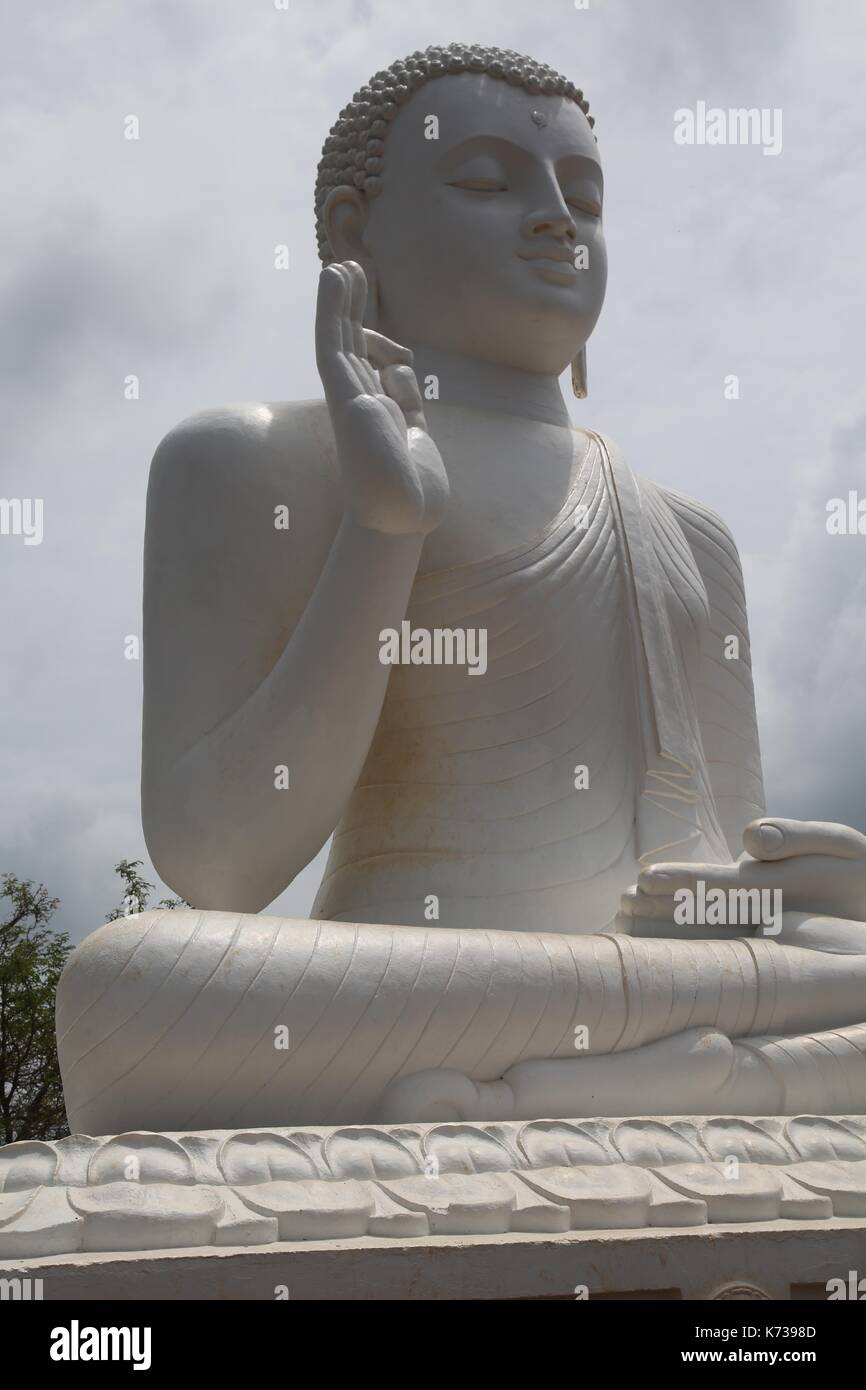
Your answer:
[749,405,866,833]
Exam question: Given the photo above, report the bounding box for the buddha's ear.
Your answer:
[323,187,379,324]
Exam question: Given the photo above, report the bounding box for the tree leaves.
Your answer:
[0,874,71,1144]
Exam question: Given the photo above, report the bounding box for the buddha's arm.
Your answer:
[143,468,424,912]
[142,263,448,913]
[663,488,766,853]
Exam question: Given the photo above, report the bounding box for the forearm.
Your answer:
[144,514,424,909]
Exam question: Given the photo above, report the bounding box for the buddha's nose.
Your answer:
[521,197,578,244]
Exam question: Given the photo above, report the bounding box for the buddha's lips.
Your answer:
[518,246,578,265]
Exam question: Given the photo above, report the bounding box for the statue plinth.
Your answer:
[2,1114,865,1300]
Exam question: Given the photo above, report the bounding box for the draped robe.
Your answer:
[313,430,764,933]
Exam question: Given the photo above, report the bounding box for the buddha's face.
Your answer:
[327,73,606,377]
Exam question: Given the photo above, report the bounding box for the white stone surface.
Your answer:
[3,1116,866,1261]
[58,909,866,1133]
[60,48,866,1135]
[5,1222,866,1301]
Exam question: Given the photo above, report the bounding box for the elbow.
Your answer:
[143,815,272,914]
[142,781,320,915]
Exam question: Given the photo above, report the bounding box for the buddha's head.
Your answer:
[317,43,606,382]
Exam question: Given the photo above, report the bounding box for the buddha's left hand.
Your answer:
[620,819,866,948]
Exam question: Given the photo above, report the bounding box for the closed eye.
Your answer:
[448,178,509,193]
[567,197,602,218]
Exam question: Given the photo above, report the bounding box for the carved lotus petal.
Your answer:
[88,1132,193,1186]
[786,1116,866,1162]
[237,1180,372,1240]
[654,1163,782,1223]
[517,1121,609,1168]
[699,1118,791,1165]
[324,1127,418,1179]
[423,1124,516,1174]
[52,1134,103,1186]
[0,1187,38,1228]
[518,1165,652,1230]
[0,1187,83,1259]
[281,1130,330,1176]
[611,1120,702,1167]
[70,1182,222,1252]
[219,1131,319,1185]
[0,1140,58,1192]
[378,1172,515,1235]
[780,1160,866,1216]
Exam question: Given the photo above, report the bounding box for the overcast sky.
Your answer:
[2,0,865,943]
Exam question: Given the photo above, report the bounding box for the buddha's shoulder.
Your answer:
[149,399,339,508]
[595,432,740,558]
[641,478,747,601]
[654,482,740,559]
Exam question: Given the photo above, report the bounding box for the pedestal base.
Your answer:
[2,1113,866,1300]
[4,1221,866,1301]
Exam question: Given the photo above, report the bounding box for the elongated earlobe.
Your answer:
[572,347,588,399]
[322,185,379,330]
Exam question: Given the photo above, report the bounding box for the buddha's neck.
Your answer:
[405,346,571,429]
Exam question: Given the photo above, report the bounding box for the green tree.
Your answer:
[0,859,189,1146]
[105,858,189,920]
[0,873,71,1144]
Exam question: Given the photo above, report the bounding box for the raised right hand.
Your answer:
[315,260,449,536]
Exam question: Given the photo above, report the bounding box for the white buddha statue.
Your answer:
[57,44,866,1136]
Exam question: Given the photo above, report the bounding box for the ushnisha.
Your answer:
[58,44,866,1134]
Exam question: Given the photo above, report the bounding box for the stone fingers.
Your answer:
[619,885,679,920]
[381,364,427,430]
[637,855,866,923]
[315,265,367,406]
[743,817,866,862]
[344,261,380,393]
[364,329,414,370]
